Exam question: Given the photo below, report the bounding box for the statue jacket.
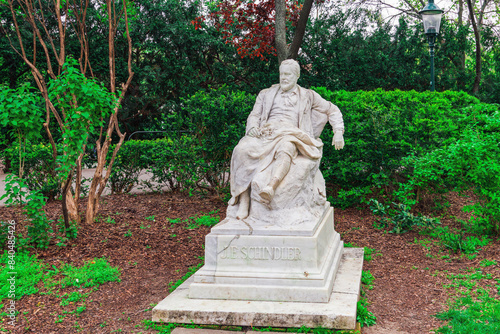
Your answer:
[245,84,344,139]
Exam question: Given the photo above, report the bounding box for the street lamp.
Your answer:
[419,0,444,92]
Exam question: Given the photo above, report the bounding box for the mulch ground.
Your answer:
[0,191,499,334]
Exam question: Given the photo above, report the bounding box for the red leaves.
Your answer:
[192,0,304,60]
[191,17,204,30]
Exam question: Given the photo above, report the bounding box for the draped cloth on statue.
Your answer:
[229,126,323,201]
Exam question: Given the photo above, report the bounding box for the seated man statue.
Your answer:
[228,59,345,222]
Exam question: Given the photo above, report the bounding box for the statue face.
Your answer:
[279,64,298,92]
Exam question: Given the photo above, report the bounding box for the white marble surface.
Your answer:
[152,248,364,330]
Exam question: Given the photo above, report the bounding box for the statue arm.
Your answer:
[245,91,264,136]
[311,91,345,150]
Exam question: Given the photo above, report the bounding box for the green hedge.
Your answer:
[315,88,481,188]
[5,143,60,200]
[10,88,499,234]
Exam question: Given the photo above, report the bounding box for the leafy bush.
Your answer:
[108,140,154,194]
[313,88,481,204]
[1,175,53,249]
[146,136,205,193]
[406,103,500,234]
[369,199,439,234]
[114,102,246,194]
[177,86,254,192]
[4,142,60,200]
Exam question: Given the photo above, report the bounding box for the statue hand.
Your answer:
[247,127,260,137]
[332,131,344,150]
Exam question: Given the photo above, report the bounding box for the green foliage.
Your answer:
[357,267,376,327]
[435,294,500,333]
[56,258,121,289]
[479,259,497,267]
[0,83,43,146]
[314,88,479,206]
[186,214,219,229]
[0,251,45,301]
[407,103,500,234]
[161,86,254,193]
[24,190,52,248]
[0,251,120,324]
[5,142,60,200]
[56,217,78,242]
[369,199,439,234]
[111,87,253,196]
[146,136,205,193]
[421,226,490,254]
[1,175,52,248]
[108,140,153,194]
[59,291,89,306]
[439,231,489,255]
[361,270,374,287]
[48,59,116,181]
[357,298,376,328]
[361,270,374,296]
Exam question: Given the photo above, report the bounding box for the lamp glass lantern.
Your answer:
[419,0,444,91]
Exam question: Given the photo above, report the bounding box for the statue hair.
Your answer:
[280,59,300,77]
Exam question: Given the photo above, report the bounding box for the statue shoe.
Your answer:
[259,186,275,204]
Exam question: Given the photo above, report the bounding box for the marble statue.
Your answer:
[227,59,345,223]
[153,60,362,320]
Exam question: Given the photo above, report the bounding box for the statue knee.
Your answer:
[276,142,296,160]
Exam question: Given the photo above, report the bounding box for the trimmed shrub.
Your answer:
[108,140,154,194]
[5,142,60,201]
[313,88,483,206]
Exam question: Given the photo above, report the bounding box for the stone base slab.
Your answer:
[153,248,364,330]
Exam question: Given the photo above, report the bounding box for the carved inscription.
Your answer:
[219,246,301,261]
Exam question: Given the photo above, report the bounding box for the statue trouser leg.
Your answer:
[236,189,250,219]
[259,148,293,203]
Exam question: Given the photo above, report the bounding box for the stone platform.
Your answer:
[152,247,364,330]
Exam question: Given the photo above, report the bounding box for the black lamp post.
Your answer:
[419,0,444,92]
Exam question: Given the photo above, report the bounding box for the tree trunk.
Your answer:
[85,0,133,224]
[466,0,481,94]
[62,171,80,228]
[288,0,314,60]
[275,0,288,64]
[458,0,465,69]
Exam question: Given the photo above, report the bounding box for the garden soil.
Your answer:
[0,191,499,333]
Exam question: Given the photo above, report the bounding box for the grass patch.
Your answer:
[168,262,203,293]
[0,252,121,324]
[435,293,500,333]
[0,251,45,301]
[168,210,220,230]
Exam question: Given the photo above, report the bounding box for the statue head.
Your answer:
[279,59,300,92]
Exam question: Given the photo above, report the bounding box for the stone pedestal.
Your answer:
[189,206,342,303]
[152,248,364,330]
[153,205,364,330]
